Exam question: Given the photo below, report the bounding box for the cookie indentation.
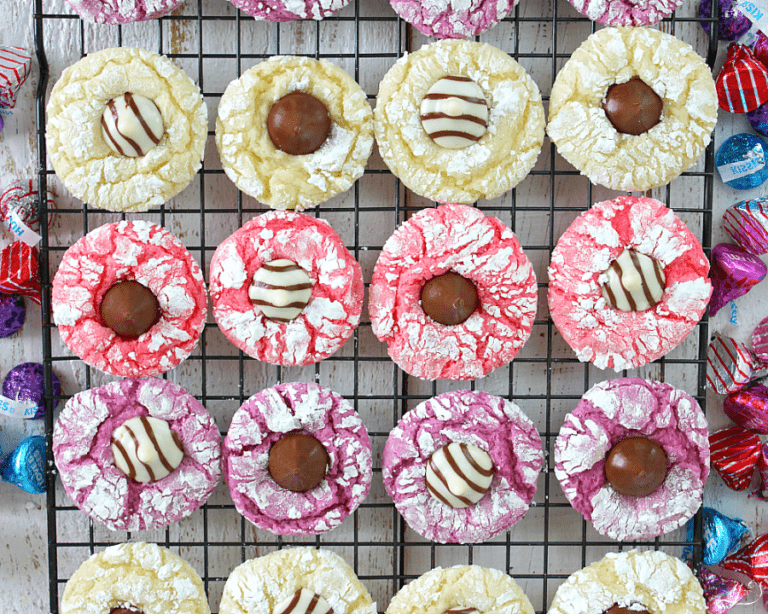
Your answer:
[111,416,184,483]
[420,76,488,149]
[249,259,313,323]
[100,280,160,338]
[268,433,329,493]
[268,92,332,156]
[421,272,479,326]
[101,92,164,157]
[274,590,333,614]
[600,250,665,312]
[604,436,667,497]
[426,442,493,508]
[602,77,662,136]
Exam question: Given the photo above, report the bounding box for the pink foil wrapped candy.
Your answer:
[701,567,749,614]
[710,426,761,491]
[724,199,768,255]
[724,384,768,434]
[709,243,766,316]
[752,316,768,361]
[707,336,768,395]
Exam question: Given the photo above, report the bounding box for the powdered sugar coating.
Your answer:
[53,378,222,532]
[63,0,185,24]
[548,196,712,372]
[374,40,544,204]
[548,550,704,614]
[554,378,709,541]
[389,0,519,39]
[548,27,717,192]
[62,543,209,614]
[210,212,363,366]
[565,0,683,26]
[220,548,375,614]
[222,383,372,536]
[370,204,537,381]
[226,0,350,21]
[382,390,543,544]
[52,221,207,377]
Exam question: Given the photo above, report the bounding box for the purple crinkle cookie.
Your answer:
[565,0,682,26]
[226,0,351,21]
[699,0,752,41]
[554,378,710,541]
[0,294,25,338]
[389,0,519,39]
[64,0,186,23]
[53,378,221,531]
[222,382,372,536]
[3,362,60,420]
[382,390,543,544]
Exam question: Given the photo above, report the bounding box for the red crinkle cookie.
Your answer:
[209,211,363,366]
[52,221,207,377]
[548,196,712,371]
[369,204,537,380]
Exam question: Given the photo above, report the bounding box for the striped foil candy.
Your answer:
[722,534,768,588]
[716,43,768,113]
[724,199,768,255]
[709,426,761,491]
[707,336,768,395]
[754,441,768,501]
[0,241,40,305]
[0,46,30,110]
[0,179,56,232]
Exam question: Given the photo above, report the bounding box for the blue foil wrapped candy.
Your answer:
[716,133,768,190]
[687,507,751,565]
[0,435,46,494]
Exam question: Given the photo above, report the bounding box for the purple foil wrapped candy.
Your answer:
[701,567,749,614]
[0,435,46,494]
[724,199,768,255]
[710,243,767,316]
[756,32,768,67]
[700,0,753,41]
[0,293,24,337]
[2,362,60,420]
[749,103,768,137]
[753,316,768,361]
[754,441,768,500]
[707,336,768,394]
[725,384,768,434]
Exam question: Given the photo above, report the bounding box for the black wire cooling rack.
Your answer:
[34,1,718,613]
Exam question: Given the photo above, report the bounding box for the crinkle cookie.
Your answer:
[565,0,683,26]
[216,56,373,210]
[548,196,712,372]
[389,0,519,40]
[46,47,207,212]
[62,542,209,614]
[52,221,207,378]
[63,0,185,24]
[387,566,533,614]
[370,204,537,381]
[53,378,221,532]
[220,548,375,614]
[548,550,704,614]
[548,27,717,192]
[222,383,372,536]
[382,390,543,544]
[554,378,709,541]
[374,39,545,204]
[226,0,350,21]
[210,211,363,366]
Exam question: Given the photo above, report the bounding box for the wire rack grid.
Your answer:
[33,1,717,613]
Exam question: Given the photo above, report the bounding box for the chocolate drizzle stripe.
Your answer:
[262,263,303,272]
[254,281,313,291]
[421,112,488,127]
[252,299,309,309]
[282,591,302,614]
[609,259,637,311]
[140,416,176,474]
[125,92,161,145]
[442,76,473,82]
[461,444,493,478]
[629,250,655,307]
[423,93,487,105]
[101,114,128,157]
[444,445,486,495]
[111,437,137,480]
[425,466,457,507]
[125,423,156,482]
[106,99,145,156]
[426,130,482,142]
[444,609,479,614]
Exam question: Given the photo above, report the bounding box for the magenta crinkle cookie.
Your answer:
[548,196,712,371]
[565,0,683,26]
[389,0,519,39]
[53,378,222,532]
[222,382,372,536]
[383,390,543,544]
[370,204,537,381]
[52,221,207,378]
[554,378,709,541]
[209,211,363,366]
[63,0,185,23]
[226,0,351,21]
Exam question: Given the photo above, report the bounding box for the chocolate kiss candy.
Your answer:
[752,315,768,362]
[756,441,768,501]
[421,272,479,326]
[709,243,767,316]
[706,336,768,395]
[602,77,663,135]
[724,384,768,435]
[722,534,768,588]
[724,199,768,256]
[700,567,749,614]
[686,507,751,565]
[111,609,145,614]
[268,433,328,492]
[267,92,331,156]
[602,607,650,614]
[100,280,160,338]
[709,426,761,491]
[604,436,667,497]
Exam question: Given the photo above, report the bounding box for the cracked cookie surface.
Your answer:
[216,56,373,210]
[63,0,185,23]
[389,0,519,39]
[566,0,684,26]
[548,27,717,192]
[374,39,544,204]
[548,196,712,371]
[47,47,207,212]
[226,0,351,21]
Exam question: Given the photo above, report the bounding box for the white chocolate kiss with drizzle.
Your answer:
[273,589,333,614]
[101,92,164,157]
[600,249,666,312]
[249,259,313,322]
[426,442,494,509]
[420,76,488,149]
[110,416,184,483]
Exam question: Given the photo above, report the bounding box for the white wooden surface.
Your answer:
[0,0,766,613]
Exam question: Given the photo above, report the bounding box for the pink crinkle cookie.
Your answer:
[548,196,712,371]
[369,204,537,381]
[222,382,372,535]
[64,0,186,24]
[226,0,351,21]
[209,211,363,366]
[383,390,543,544]
[52,221,207,378]
[554,378,709,541]
[389,0,519,39]
[565,0,683,26]
[53,378,222,531]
